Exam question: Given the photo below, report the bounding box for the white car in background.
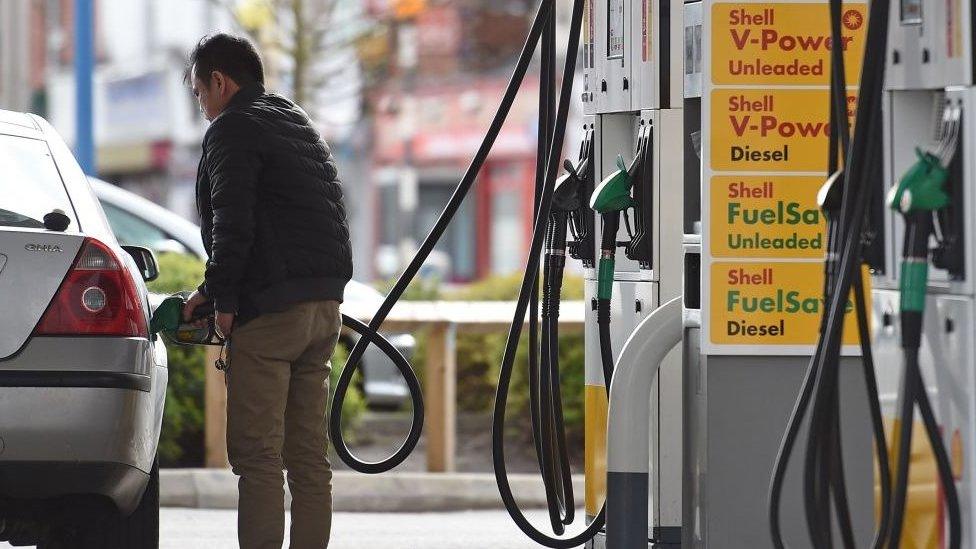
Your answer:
[91,178,413,408]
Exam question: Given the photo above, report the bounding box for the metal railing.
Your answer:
[203,300,585,472]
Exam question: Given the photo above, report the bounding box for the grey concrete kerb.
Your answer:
[161,469,584,513]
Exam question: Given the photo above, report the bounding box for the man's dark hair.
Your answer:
[187,33,265,86]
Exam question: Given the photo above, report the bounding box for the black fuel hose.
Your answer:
[597,212,620,388]
[330,0,556,474]
[888,347,919,546]
[541,210,576,532]
[538,216,572,533]
[797,0,881,539]
[545,213,575,527]
[493,0,610,546]
[887,211,962,548]
[533,8,573,534]
[528,0,554,475]
[339,313,422,417]
[768,0,892,543]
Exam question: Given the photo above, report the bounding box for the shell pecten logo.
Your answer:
[843,9,864,30]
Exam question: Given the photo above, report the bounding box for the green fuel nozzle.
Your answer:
[589,155,635,301]
[149,292,224,346]
[889,149,950,318]
[887,148,950,216]
[590,155,636,214]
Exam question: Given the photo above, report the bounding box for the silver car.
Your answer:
[90,177,414,408]
[0,110,165,547]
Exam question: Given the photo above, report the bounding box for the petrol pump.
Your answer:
[607,0,879,546]
[579,0,685,546]
[311,0,974,547]
[865,0,975,542]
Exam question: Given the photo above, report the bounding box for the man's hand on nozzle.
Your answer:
[182,289,209,327]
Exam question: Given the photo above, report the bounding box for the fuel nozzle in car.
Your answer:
[149,292,224,346]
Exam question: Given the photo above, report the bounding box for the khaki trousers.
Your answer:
[225,300,340,549]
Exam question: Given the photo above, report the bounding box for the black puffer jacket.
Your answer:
[196,83,352,321]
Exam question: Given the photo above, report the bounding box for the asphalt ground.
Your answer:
[1,507,591,548]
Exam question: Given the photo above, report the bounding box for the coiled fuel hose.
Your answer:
[329,0,559,474]
[531,6,576,534]
[491,0,619,546]
[331,3,607,546]
[767,0,896,544]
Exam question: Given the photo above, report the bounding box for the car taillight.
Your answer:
[35,237,148,338]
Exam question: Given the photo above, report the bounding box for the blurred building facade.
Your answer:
[366,0,581,282]
[1,0,580,284]
[1,1,53,114]
[46,0,237,221]
[4,0,379,272]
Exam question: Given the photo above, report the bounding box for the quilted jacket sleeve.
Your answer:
[202,114,263,314]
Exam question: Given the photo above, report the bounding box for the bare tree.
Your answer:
[207,0,367,113]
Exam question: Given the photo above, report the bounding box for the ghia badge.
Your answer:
[25,244,63,253]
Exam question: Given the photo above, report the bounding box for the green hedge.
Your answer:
[148,252,366,466]
[146,253,207,466]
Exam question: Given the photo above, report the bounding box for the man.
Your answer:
[182,33,352,549]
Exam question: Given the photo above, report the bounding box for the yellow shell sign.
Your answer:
[709,262,865,346]
[709,88,857,172]
[711,2,868,85]
[703,0,870,353]
[709,175,827,258]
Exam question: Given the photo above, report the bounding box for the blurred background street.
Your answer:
[0,1,592,545]
[0,0,589,473]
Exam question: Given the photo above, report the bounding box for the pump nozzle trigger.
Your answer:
[563,158,579,178]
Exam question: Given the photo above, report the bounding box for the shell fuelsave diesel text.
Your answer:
[724,268,854,337]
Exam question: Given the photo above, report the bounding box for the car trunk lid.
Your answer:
[0,228,85,358]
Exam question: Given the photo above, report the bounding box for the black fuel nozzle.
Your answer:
[817,169,844,219]
[624,124,653,266]
[817,170,845,298]
[567,129,597,267]
[552,158,584,213]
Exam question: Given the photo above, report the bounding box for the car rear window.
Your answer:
[0,134,78,230]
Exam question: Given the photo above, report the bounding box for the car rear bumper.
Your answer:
[0,336,158,375]
[0,381,164,512]
[0,385,159,468]
[0,461,149,516]
[0,370,150,391]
